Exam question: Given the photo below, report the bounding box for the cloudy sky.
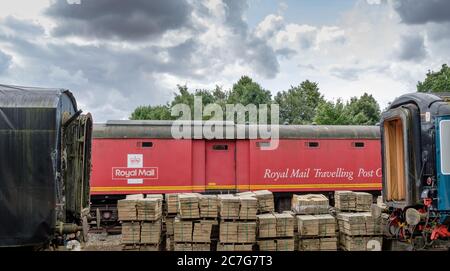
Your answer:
[0,0,449,122]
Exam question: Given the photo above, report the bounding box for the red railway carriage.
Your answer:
[90,120,381,227]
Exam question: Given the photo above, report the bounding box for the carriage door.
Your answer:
[205,140,236,191]
[436,116,450,213]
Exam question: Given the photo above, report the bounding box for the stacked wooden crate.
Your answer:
[257,213,276,251]
[253,190,275,213]
[164,193,178,251]
[335,191,373,212]
[119,195,141,250]
[257,212,294,251]
[219,194,240,219]
[239,196,258,220]
[137,198,162,221]
[199,194,220,249]
[173,219,214,251]
[291,194,329,215]
[296,214,337,251]
[334,191,356,211]
[218,194,257,251]
[200,195,219,218]
[334,191,381,251]
[316,214,338,251]
[284,211,298,250]
[178,193,201,219]
[173,193,217,251]
[355,192,373,212]
[118,194,163,251]
[138,197,163,251]
[337,212,383,251]
[274,213,295,251]
[121,222,140,250]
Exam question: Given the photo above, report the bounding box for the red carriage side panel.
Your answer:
[248,139,381,192]
[192,140,206,192]
[91,138,194,194]
[205,140,236,190]
[236,140,250,191]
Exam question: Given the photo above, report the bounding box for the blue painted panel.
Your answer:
[436,116,450,212]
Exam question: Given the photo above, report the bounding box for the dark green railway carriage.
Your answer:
[0,84,92,247]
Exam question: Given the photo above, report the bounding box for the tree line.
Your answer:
[131,64,450,125]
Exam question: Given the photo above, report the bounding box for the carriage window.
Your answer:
[213,144,228,150]
[140,141,153,148]
[256,142,271,148]
[352,142,365,148]
[306,142,319,148]
[440,120,450,174]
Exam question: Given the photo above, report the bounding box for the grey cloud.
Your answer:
[275,48,297,58]
[0,1,283,120]
[45,0,192,40]
[245,36,280,78]
[0,25,192,121]
[426,22,450,42]
[223,0,249,35]
[330,64,388,81]
[394,0,450,24]
[1,16,45,35]
[330,67,361,81]
[297,63,316,70]
[395,34,427,61]
[0,50,12,74]
[222,0,280,78]
[298,35,315,50]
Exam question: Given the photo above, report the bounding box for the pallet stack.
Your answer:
[199,195,220,249]
[337,212,383,251]
[173,193,217,251]
[291,193,336,251]
[239,196,258,220]
[118,194,163,251]
[274,213,295,251]
[257,213,277,251]
[178,193,201,219]
[283,211,299,250]
[334,191,382,251]
[254,190,275,213]
[218,194,240,219]
[218,194,257,251]
[257,212,295,251]
[200,195,219,218]
[335,191,373,212]
[291,194,329,215]
[296,214,338,251]
[164,193,178,251]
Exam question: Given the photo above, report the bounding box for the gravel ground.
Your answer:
[81,233,123,251]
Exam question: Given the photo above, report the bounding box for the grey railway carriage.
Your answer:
[380,92,450,249]
[0,84,92,248]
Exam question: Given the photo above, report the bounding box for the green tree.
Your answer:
[314,93,380,125]
[171,84,194,109]
[275,80,324,124]
[169,85,221,120]
[313,99,350,125]
[417,64,450,93]
[227,76,272,105]
[346,93,381,125]
[130,104,172,120]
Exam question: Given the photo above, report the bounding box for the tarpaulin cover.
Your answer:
[0,84,76,247]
